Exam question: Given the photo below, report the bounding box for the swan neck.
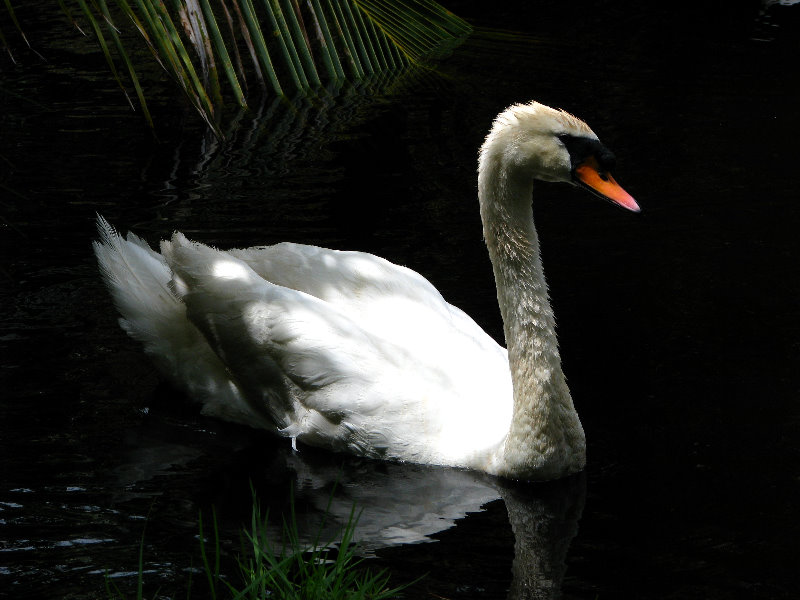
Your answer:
[478,157,585,479]
[479,164,561,390]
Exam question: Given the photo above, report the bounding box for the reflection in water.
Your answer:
[286,454,503,551]
[253,445,584,599]
[107,427,585,599]
[158,82,409,215]
[500,479,584,600]
[753,0,800,40]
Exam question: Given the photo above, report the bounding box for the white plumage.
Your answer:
[95,101,638,480]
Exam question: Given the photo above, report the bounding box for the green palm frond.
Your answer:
[16,0,470,135]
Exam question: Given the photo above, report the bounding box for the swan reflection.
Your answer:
[265,447,586,599]
[112,423,585,598]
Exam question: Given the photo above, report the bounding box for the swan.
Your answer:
[94,101,639,481]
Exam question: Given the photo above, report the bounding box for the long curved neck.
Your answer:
[478,153,585,480]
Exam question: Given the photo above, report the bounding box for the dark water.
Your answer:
[2,1,799,598]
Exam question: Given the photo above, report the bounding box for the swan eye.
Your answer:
[558,134,616,176]
[597,150,616,173]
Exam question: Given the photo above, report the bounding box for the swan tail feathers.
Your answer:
[93,216,183,344]
[94,217,264,427]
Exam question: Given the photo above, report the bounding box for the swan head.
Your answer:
[480,101,639,212]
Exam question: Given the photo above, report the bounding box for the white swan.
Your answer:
[94,101,639,481]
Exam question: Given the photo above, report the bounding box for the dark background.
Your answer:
[1,1,798,598]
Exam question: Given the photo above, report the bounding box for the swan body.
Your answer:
[95,101,638,480]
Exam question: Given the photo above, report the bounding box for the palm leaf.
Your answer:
[5,0,471,134]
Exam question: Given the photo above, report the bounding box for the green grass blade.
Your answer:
[308,0,345,80]
[355,1,437,61]
[174,0,222,113]
[363,1,440,43]
[217,0,252,91]
[74,0,135,109]
[198,510,218,600]
[97,0,154,129]
[2,0,30,47]
[0,22,14,63]
[138,2,196,87]
[136,524,145,600]
[341,0,375,74]
[326,0,363,77]
[46,0,471,135]
[355,0,471,63]
[239,0,284,94]
[185,557,193,600]
[414,0,472,34]
[198,0,249,108]
[259,0,304,90]
[177,0,224,110]
[224,0,264,88]
[126,0,212,124]
[283,0,321,86]
[128,0,182,71]
[361,8,389,70]
[140,0,221,131]
[212,508,222,591]
[113,0,165,69]
[386,22,407,67]
[269,0,309,89]
[119,0,230,134]
[58,0,87,35]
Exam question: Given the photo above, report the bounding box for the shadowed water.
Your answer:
[1,1,799,598]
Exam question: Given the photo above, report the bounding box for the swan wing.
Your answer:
[230,242,449,310]
[163,235,413,451]
[229,243,506,367]
[163,235,512,463]
[97,220,513,466]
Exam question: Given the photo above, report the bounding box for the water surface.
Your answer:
[1,1,798,598]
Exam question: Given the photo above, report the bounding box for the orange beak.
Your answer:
[574,156,640,213]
